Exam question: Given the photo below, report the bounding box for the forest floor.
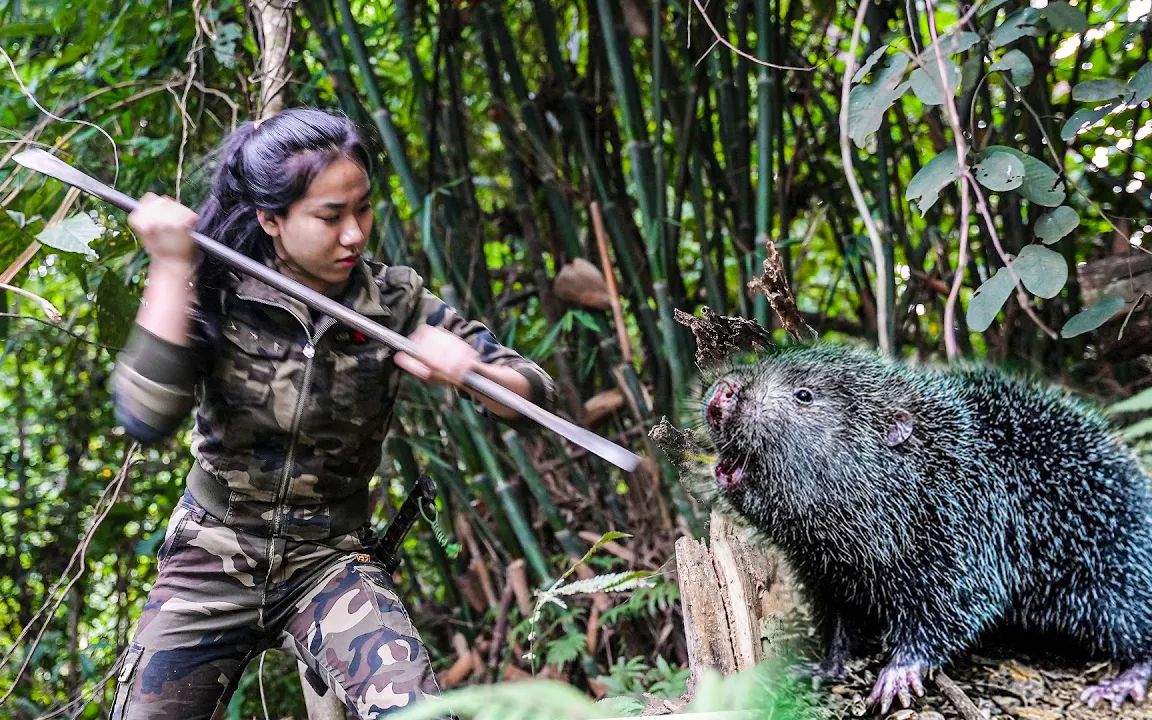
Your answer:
[803,647,1152,720]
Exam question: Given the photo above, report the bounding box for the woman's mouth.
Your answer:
[715,456,745,490]
[337,255,360,267]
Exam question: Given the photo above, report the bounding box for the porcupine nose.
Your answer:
[705,379,740,429]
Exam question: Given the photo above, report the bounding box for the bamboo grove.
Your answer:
[1,0,1149,716]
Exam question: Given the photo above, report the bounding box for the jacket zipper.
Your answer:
[238,294,337,535]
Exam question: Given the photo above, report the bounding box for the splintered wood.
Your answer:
[675,511,796,690]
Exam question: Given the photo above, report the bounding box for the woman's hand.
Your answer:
[394,325,534,419]
[394,325,480,387]
[128,193,199,268]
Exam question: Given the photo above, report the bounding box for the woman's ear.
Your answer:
[256,209,281,238]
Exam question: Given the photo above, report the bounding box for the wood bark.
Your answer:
[249,0,294,117]
[675,510,797,692]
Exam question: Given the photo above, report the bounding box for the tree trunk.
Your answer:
[249,0,294,117]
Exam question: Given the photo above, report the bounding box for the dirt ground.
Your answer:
[806,652,1152,720]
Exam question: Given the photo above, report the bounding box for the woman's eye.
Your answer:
[357,204,372,215]
[793,387,814,405]
[318,215,339,223]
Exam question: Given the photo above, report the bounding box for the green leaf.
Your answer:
[905,148,959,215]
[917,31,981,62]
[974,151,1026,191]
[980,0,1013,17]
[95,272,139,349]
[211,22,243,69]
[1034,206,1079,244]
[1109,386,1152,415]
[967,268,1015,332]
[1072,79,1128,102]
[594,697,646,716]
[544,633,586,666]
[35,213,102,255]
[983,146,1065,206]
[847,54,910,147]
[990,49,1034,87]
[1013,244,1067,298]
[990,8,1043,48]
[1061,295,1125,338]
[1041,1,1089,33]
[1120,417,1152,440]
[909,58,961,105]
[1061,104,1116,141]
[959,55,984,95]
[1128,62,1152,104]
[852,45,888,84]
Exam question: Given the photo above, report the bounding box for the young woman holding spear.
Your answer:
[103,107,553,719]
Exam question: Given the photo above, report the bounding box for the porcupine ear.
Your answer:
[885,408,915,447]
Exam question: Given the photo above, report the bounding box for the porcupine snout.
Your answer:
[704,378,747,490]
[704,378,740,430]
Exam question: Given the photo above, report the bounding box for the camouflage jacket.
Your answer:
[113,260,556,540]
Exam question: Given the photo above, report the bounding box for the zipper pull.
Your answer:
[303,342,315,359]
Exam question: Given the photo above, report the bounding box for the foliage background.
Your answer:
[1,0,1150,717]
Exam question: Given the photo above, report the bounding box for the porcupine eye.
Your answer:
[793,387,814,405]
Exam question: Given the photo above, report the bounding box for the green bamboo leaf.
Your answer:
[1060,104,1116,141]
[905,148,959,215]
[94,271,139,349]
[990,8,1042,48]
[1072,79,1128,102]
[983,146,1065,206]
[1034,206,1079,244]
[35,213,101,255]
[989,49,1034,87]
[1120,417,1152,440]
[1128,62,1152,104]
[967,268,1015,332]
[974,151,1026,191]
[847,54,911,147]
[909,58,961,105]
[1109,386,1152,415]
[1013,244,1067,298]
[1061,295,1125,338]
[1041,1,1088,33]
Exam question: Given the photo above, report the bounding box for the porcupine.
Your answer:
[701,344,1152,712]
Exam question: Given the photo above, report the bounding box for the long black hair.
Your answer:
[194,107,372,318]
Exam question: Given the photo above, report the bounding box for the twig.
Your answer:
[0,285,61,322]
[839,0,893,355]
[590,201,633,364]
[935,670,985,720]
[688,0,817,72]
[486,571,518,681]
[0,314,120,351]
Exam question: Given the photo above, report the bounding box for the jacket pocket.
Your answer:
[330,345,392,424]
[219,320,290,405]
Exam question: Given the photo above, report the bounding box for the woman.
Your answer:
[110,107,554,719]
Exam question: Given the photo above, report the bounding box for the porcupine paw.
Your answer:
[866,661,925,714]
[1080,662,1151,709]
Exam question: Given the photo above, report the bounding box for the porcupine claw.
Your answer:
[867,661,925,714]
[1081,662,1151,709]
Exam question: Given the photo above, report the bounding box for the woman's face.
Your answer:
[257,155,373,296]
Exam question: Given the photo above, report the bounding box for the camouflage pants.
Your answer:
[110,491,441,719]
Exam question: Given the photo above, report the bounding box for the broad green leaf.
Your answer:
[990,8,1042,48]
[1128,62,1152,104]
[910,58,961,105]
[967,268,1015,331]
[95,271,139,349]
[1041,1,1089,33]
[1014,244,1067,298]
[1060,104,1116,141]
[905,148,959,215]
[917,31,981,62]
[5,210,27,227]
[1061,295,1125,338]
[1034,206,1079,244]
[852,45,888,84]
[211,22,243,69]
[1109,385,1152,415]
[990,49,1034,87]
[959,55,983,94]
[983,146,1065,206]
[35,213,102,255]
[979,0,1013,17]
[847,54,911,147]
[974,151,1026,191]
[1072,79,1128,102]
